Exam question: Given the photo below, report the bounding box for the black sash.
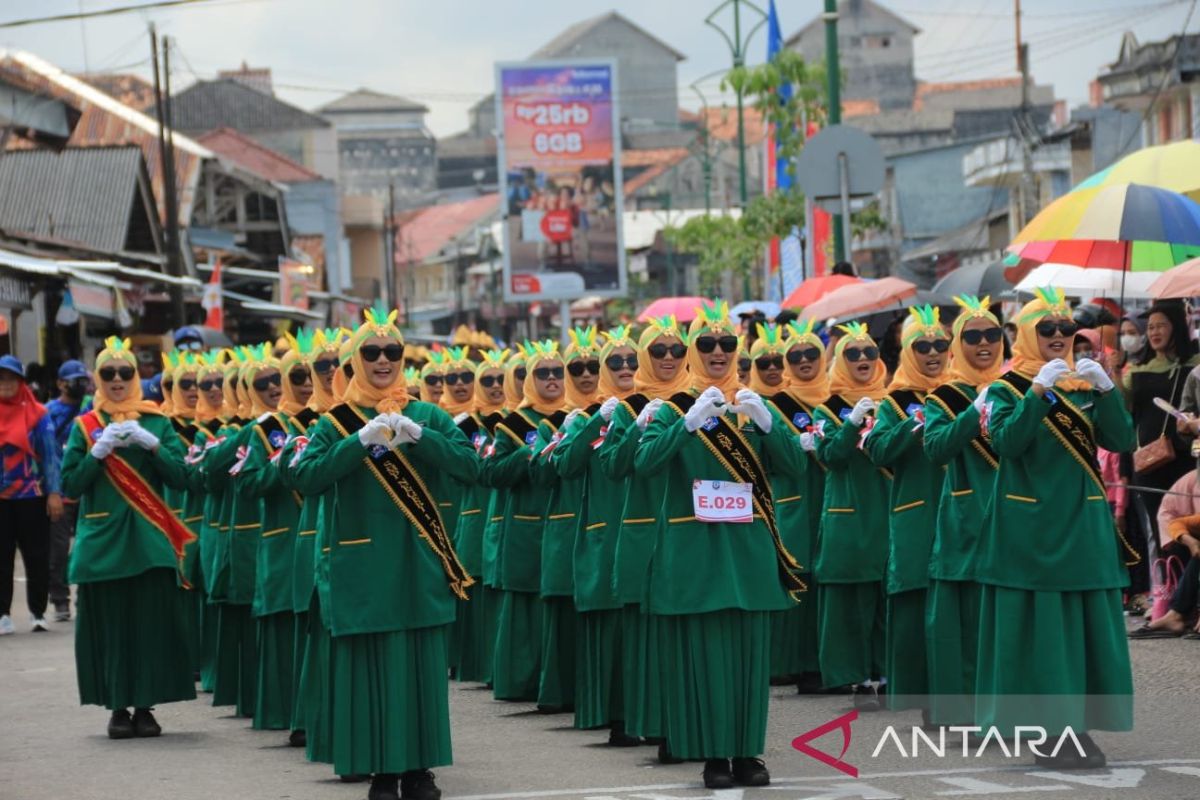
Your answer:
[255,414,302,507]
[326,404,474,600]
[928,383,999,469]
[663,391,807,598]
[293,408,319,431]
[496,409,540,447]
[771,391,827,474]
[815,394,893,480]
[201,419,222,436]
[882,388,923,421]
[171,417,197,446]
[457,413,481,441]
[619,393,650,423]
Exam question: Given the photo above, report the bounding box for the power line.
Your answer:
[0,0,262,29]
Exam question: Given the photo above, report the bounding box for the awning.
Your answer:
[59,261,202,289]
[223,289,323,322]
[197,262,280,282]
[0,247,124,288]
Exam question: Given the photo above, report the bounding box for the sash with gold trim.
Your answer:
[664,392,807,598]
[816,394,894,480]
[620,393,650,419]
[254,414,303,506]
[171,417,197,447]
[495,409,540,449]
[326,404,474,599]
[928,382,999,470]
[772,391,827,473]
[77,411,198,587]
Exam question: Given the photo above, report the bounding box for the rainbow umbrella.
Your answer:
[1074,140,1200,202]
[1008,183,1200,271]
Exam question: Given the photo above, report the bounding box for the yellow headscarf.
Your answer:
[474,348,509,416]
[340,307,410,413]
[244,345,281,418]
[159,351,177,416]
[633,316,691,399]
[828,322,889,403]
[686,299,742,402]
[171,354,199,420]
[783,319,831,407]
[563,326,602,409]
[1009,286,1091,392]
[439,346,477,417]
[92,336,161,422]
[220,351,242,419]
[947,295,1005,391]
[521,340,567,416]
[888,305,952,394]
[235,349,256,419]
[504,343,529,408]
[598,325,638,402]
[748,323,788,396]
[194,350,225,423]
[308,328,345,413]
[419,349,446,404]
[333,335,355,401]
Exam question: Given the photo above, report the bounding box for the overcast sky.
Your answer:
[3,0,1195,136]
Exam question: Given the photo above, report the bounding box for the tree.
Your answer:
[663,214,760,296]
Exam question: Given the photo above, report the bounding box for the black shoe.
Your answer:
[731,757,771,787]
[400,769,441,800]
[132,708,161,737]
[288,729,306,747]
[607,720,640,747]
[853,685,881,712]
[1078,732,1107,769]
[368,773,400,800]
[657,741,684,764]
[795,672,825,694]
[339,774,370,783]
[1036,732,1106,771]
[702,759,735,789]
[107,709,135,740]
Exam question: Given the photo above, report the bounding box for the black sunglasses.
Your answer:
[424,375,443,387]
[786,346,822,364]
[515,367,527,382]
[360,344,404,363]
[960,327,1004,346]
[252,373,282,391]
[912,339,951,355]
[844,346,880,362]
[445,370,475,386]
[695,335,739,354]
[754,355,783,371]
[738,358,752,372]
[534,366,565,381]
[199,378,223,391]
[1035,320,1079,339]
[605,354,639,371]
[98,365,136,382]
[312,357,338,374]
[177,378,197,391]
[480,374,504,388]
[288,368,311,386]
[647,343,687,360]
[567,359,601,377]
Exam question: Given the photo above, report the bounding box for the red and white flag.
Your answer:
[202,259,224,331]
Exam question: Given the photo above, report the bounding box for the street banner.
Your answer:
[278,258,313,310]
[495,60,626,302]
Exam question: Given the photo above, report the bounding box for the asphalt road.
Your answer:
[3,563,1199,800]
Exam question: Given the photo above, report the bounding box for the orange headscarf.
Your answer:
[439,346,476,417]
[888,305,951,394]
[563,326,602,409]
[1009,287,1091,392]
[946,295,1005,391]
[504,343,529,409]
[827,322,889,403]
[91,337,162,422]
[748,323,789,396]
[171,358,199,421]
[598,325,638,402]
[474,348,510,416]
[686,299,742,402]
[340,307,410,414]
[633,316,691,399]
[520,340,567,416]
[782,319,831,407]
[194,351,224,423]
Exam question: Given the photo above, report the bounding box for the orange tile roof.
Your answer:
[843,98,880,117]
[622,148,690,195]
[394,193,500,264]
[197,127,320,183]
[913,77,1022,111]
[81,73,157,112]
[700,106,766,144]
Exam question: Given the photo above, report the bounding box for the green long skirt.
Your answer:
[769,588,819,679]
[575,608,623,730]
[975,585,1133,736]
[253,610,295,731]
[75,568,197,711]
[331,625,453,777]
[538,595,576,709]
[493,590,542,701]
[818,582,885,688]
[623,604,666,739]
[298,597,334,765]
[198,592,219,693]
[658,609,771,760]
[290,610,308,732]
[451,585,494,684]
[212,603,257,717]
[925,578,981,725]
[886,589,929,710]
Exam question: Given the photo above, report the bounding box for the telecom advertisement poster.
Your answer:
[495,60,626,302]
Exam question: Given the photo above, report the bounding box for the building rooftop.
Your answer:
[81,73,157,112]
[320,88,428,114]
[164,77,331,134]
[532,11,686,61]
[197,127,321,183]
[395,193,500,264]
[787,0,921,47]
[915,77,1055,111]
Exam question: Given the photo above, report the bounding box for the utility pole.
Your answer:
[1015,0,1036,230]
[150,25,185,328]
[823,0,846,264]
[385,183,398,313]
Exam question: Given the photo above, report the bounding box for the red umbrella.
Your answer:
[798,277,918,321]
[637,296,708,323]
[782,274,862,308]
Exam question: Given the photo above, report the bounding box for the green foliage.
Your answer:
[664,214,761,296]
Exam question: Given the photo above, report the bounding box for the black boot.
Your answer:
[400,769,441,800]
[368,773,400,800]
[288,729,306,748]
[731,757,771,786]
[107,709,134,740]
[795,672,825,694]
[132,708,161,738]
[607,720,640,747]
[702,759,735,790]
[657,740,684,764]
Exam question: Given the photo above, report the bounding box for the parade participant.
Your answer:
[599,316,690,761]
[737,339,752,386]
[420,350,447,405]
[438,346,477,543]
[159,353,176,417]
[503,342,529,410]
[864,306,950,715]
[923,295,1004,726]
[0,355,62,636]
[765,319,830,692]
[975,287,1135,769]
[633,300,806,789]
[332,336,355,399]
[46,359,91,622]
[60,337,195,737]
[290,307,477,800]
[811,322,891,709]
[748,325,788,396]
[551,325,640,745]
[404,367,421,399]
[485,340,567,703]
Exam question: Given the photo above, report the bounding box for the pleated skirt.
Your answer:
[975,585,1133,736]
[75,568,197,711]
[212,603,257,716]
[298,596,334,765]
[492,590,542,701]
[925,578,981,726]
[451,584,495,684]
[290,610,308,732]
[575,608,623,730]
[538,595,576,709]
[885,588,929,710]
[198,591,220,693]
[330,625,453,777]
[253,610,295,731]
[622,604,666,739]
[657,609,771,760]
[818,582,885,688]
[769,589,819,679]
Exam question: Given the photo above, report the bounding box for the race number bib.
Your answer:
[692,479,753,524]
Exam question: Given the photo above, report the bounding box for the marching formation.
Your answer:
[47,290,1135,799]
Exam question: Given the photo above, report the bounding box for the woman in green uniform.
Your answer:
[864,306,950,714]
[922,296,1004,726]
[551,325,640,744]
[811,322,891,709]
[62,337,196,738]
[635,301,806,789]
[291,308,477,800]
[765,319,830,693]
[975,287,1135,769]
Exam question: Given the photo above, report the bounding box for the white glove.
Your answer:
[126,423,161,451]
[684,392,727,433]
[562,408,584,430]
[730,389,772,433]
[599,396,620,422]
[389,415,423,445]
[636,398,663,431]
[90,425,123,459]
[848,397,876,426]
[257,411,274,423]
[972,386,989,414]
[1033,358,1071,390]
[799,431,818,452]
[358,415,395,449]
[1073,358,1114,392]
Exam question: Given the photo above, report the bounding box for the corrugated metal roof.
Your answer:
[0,146,143,253]
[167,78,331,134]
[197,127,320,183]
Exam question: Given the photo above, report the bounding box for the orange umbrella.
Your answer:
[1147,256,1200,299]
[782,274,862,308]
[798,277,918,321]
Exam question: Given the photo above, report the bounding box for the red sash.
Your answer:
[78,411,197,587]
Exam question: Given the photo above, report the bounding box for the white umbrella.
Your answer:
[1013,262,1157,299]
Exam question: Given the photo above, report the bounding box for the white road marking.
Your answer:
[935,777,1072,795]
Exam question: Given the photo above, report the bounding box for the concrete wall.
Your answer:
[284,179,347,292]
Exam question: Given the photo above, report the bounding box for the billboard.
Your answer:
[495,60,626,302]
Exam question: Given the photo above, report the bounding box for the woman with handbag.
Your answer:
[1129,467,1200,638]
